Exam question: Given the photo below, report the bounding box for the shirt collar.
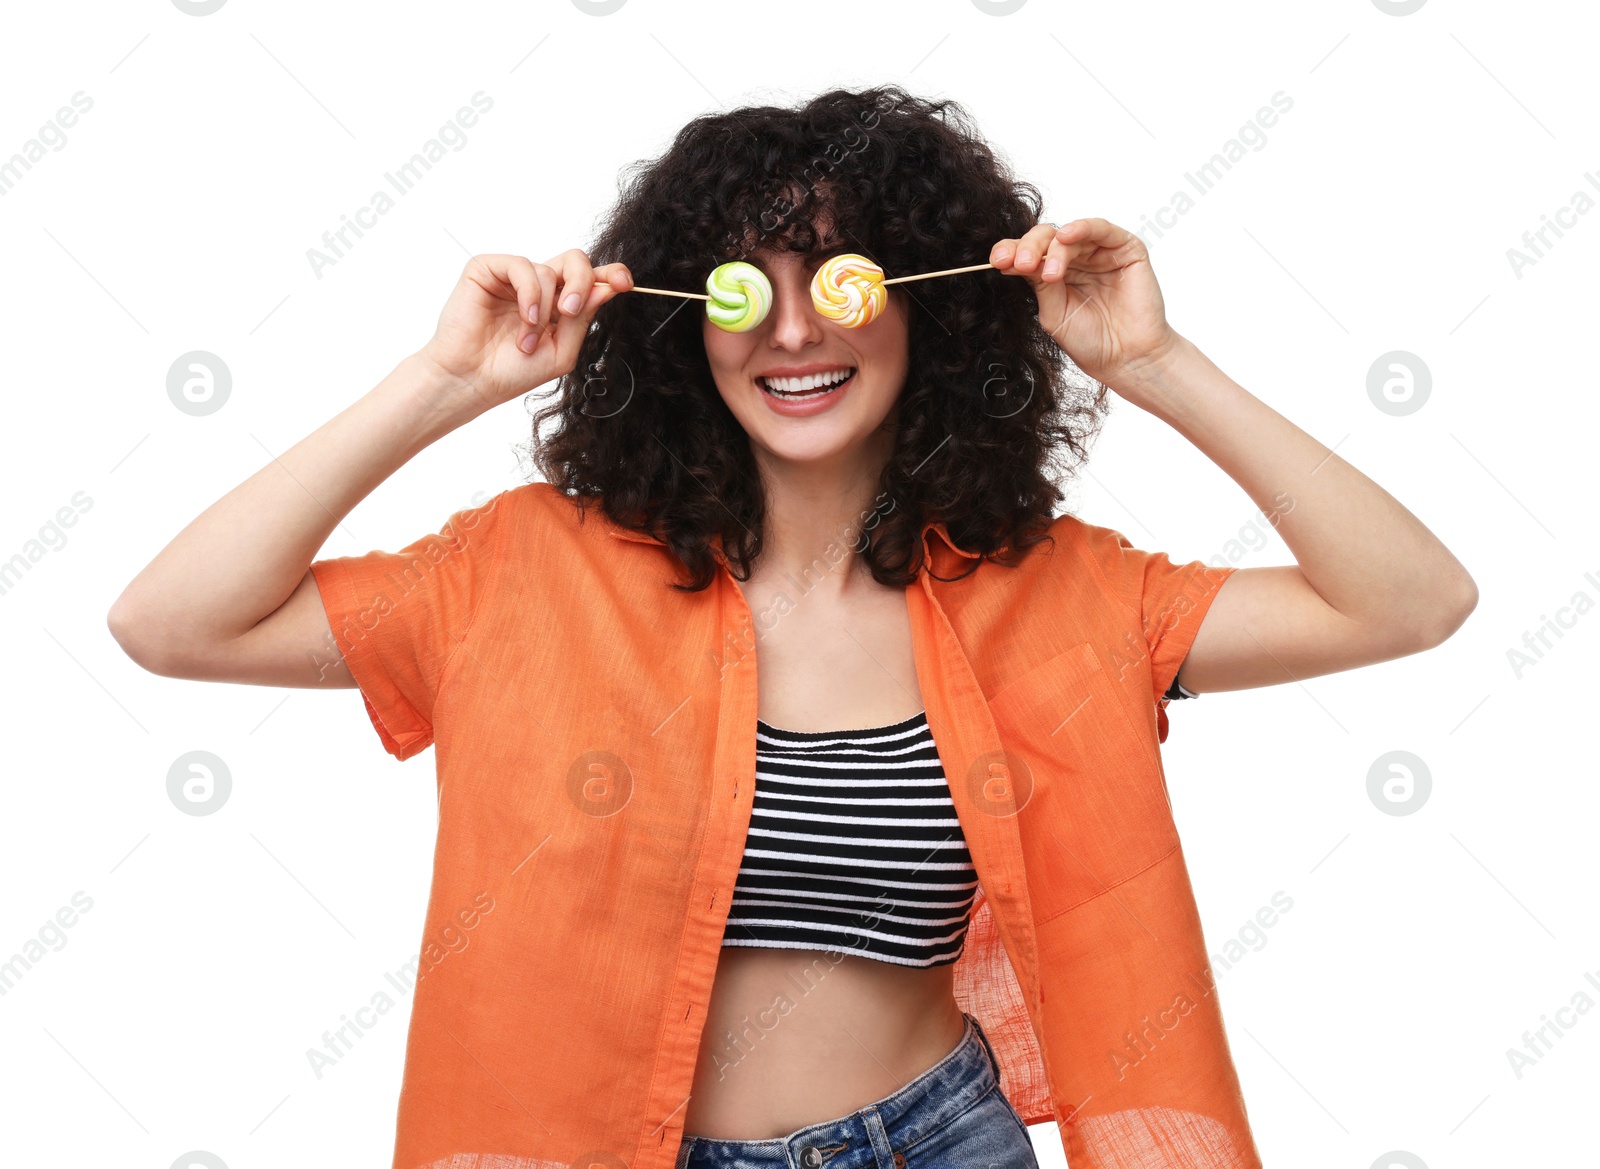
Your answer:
[606,516,983,559]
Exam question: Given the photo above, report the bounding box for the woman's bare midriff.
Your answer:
[682,945,968,1139]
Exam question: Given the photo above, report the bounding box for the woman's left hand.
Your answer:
[990,218,1178,393]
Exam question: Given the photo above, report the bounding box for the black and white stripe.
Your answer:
[721,711,978,968]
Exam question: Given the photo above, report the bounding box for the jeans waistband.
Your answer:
[679,1012,1002,1169]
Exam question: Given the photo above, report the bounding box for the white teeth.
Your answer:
[760,368,853,395]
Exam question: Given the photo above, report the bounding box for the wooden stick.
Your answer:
[881,262,995,287]
[619,284,709,301]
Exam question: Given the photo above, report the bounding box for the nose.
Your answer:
[764,268,826,351]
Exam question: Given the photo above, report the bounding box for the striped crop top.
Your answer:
[720,711,979,968]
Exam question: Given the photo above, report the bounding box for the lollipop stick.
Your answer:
[619,284,709,301]
[881,262,995,287]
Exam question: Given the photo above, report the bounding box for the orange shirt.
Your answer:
[310,481,1257,1169]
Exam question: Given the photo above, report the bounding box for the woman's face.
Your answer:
[702,245,909,469]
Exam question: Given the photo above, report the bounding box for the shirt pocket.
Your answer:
[984,641,1180,927]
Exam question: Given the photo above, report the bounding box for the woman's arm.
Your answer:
[991,217,1477,694]
[107,353,478,687]
[1114,332,1477,694]
[106,251,630,688]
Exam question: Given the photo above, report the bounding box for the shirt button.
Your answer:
[799,1147,822,1169]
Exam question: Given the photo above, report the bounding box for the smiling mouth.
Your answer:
[756,368,857,399]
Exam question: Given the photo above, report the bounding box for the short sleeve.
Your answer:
[1077,522,1238,706]
[310,491,511,761]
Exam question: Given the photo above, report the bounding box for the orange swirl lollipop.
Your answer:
[810,254,890,328]
[809,254,1002,328]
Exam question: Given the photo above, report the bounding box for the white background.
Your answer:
[0,1,1594,1166]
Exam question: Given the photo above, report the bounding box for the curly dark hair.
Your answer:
[524,84,1109,591]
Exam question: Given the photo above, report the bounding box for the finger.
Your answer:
[471,253,534,298]
[531,262,558,337]
[1039,233,1073,282]
[1054,217,1145,263]
[1010,223,1065,276]
[1055,216,1132,243]
[548,291,600,367]
[496,254,541,334]
[541,261,623,361]
[469,254,543,356]
[553,249,596,322]
[988,235,1021,269]
[989,224,1063,273]
[592,261,634,293]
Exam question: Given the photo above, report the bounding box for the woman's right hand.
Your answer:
[417,251,634,415]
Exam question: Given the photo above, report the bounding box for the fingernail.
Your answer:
[996,247,1012,261]
[528,305,539,323]
[1018,250,1034,264]
[1043,259,1061,277]
[562,293,582,314]
[520,333,537,353]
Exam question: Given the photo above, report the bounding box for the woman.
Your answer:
[109,87,1476,1169]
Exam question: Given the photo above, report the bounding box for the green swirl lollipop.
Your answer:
[704,262,773,332]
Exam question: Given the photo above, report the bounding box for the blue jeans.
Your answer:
[675,1012,1040,1169]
